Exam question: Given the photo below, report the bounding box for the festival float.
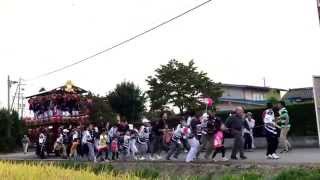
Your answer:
[23,81,92,127]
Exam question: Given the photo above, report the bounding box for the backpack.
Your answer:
[213,131,224,148]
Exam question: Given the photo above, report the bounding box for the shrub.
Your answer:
[274,168,320,180]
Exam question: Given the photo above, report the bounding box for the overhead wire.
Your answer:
[26,0,213,81]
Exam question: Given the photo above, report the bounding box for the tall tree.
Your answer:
[146,59,222,114]
[86,93,116,125]
[0,109,23,152]
[107,82,146,123]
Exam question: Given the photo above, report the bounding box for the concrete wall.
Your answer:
[224,136,319,149]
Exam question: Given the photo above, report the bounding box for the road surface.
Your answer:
[1,148,319,165]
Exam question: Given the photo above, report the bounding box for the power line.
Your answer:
[27,0,212,81]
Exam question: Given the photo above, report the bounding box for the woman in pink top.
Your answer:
[212,123,228,162]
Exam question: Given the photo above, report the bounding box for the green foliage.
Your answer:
[266,89,281,102]
[134,168,160,179]
[274,169,320,180]
[107,81,146,123]
[267,96,279,105]
[146,59,222,114]
[216,103,317,137]
[86,93,116,125]
[0,109,23,152]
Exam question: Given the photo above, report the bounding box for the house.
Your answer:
[282,87,314,104]
[216,83,286,111]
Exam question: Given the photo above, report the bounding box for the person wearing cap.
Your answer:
[82,126,96,162]
[69,128,80,159]
[136,125,149,160]
[62,129,71,157]
[142,118,152,155]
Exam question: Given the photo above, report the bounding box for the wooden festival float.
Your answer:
[23,81,92,128]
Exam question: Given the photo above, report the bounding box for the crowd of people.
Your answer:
[23,101,291,163]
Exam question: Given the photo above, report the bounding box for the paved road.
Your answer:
[1,148,320,164]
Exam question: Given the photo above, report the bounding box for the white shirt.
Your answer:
[263,109,275,125]
[82,130,91,144]
[244,118,255,134]
[72,131,79,141]
[56,134,63,144]
[187,116,192,127]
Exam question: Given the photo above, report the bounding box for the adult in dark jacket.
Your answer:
[225,106,247,160]
[150,112,167,160]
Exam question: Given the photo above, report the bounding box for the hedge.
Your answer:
[164,103,317,137]
[219,103,318,137]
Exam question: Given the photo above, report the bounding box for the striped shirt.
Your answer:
[263,109,277,135]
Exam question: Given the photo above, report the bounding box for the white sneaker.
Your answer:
[221,157,229,162]
[266,155,273,159]
[149,156,156,161]
[212,158,218,162]
[139,157,146,160]
[156,155,162,160]
[272,153,280,159]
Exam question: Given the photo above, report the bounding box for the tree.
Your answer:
[266,89,281,104]
[0,109,23,152]
[107,82,146,123]
[146,59,222,114]
[86,93,116,126]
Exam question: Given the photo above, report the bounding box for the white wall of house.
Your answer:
[222,87,245,99]
[222,87,267,101]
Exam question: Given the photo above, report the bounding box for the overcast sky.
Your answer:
[0,0,320,109]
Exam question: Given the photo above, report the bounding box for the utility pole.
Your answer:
[7,75,18,111]
[317,0,320,24]
[6,75,18,138]
[7,75,10,111]
[17,78,21,113]
[20,98,25,120]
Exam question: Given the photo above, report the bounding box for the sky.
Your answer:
[0,0,320,110]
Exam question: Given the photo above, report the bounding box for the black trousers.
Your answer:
[112,152,119,160]
[244,133,252,150]
[266,135,278,156]
[182,138,190,151]
[150,135,163,156]
[231,130,245,158]
[212,146,226,159]
[166,141,182,159]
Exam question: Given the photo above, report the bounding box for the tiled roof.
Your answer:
[221,83,287,91]
[282,87,314,101]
